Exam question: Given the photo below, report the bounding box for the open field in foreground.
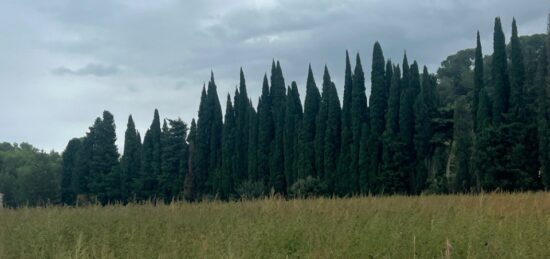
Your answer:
[1,193,549,258]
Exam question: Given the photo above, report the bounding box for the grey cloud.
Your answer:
[52,63,119,76]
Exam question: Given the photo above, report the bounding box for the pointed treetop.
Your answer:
[210,70,215,82]
[355,52,362,66]
[323,65,331,82]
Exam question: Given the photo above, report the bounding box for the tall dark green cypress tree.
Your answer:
[88,111,120,204]
[414,66,437,192]
[315,66,332,181]
[382,65,404,193]
[195,86,211,198]
[121,115,141,202]
[323,82,341,192]
[284,82,303,188]
[234,68,250,189]
[399,59,419,194]
[351,54,368,193]
[257,75,274,187]
[159,119,188,201]
[537,33,550,188]
[138,109,162,200]
[473,31,484,131]
[247,100,259,183]
[207,73,223,188]
[183,119,197,201]
[269,61,287,194]
[367,42,387,192]
[61,138,82,204]
[299,65,321,179]
[337,51,354,195]
[492,17,511,124]
[218,95,236,199]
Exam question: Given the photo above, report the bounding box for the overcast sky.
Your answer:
[0,0,548,152]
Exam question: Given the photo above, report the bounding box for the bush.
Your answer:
[235,181,265,200]
[289,176,327,198]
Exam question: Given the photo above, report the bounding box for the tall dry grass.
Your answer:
[0,192,549,258]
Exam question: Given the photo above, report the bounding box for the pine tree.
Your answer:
[121,115,141,202]
[367,42,387,192]
[351,53,368,193]
[284,82,303,188]
[299,65,320,179]
[61,138,82,204]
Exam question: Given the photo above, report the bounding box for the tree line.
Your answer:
[2,16,548,206]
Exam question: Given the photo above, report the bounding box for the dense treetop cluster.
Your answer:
[1,16,549,206]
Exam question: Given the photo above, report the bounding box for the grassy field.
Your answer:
[0,193,549,258]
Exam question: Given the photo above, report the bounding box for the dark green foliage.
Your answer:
[88,111,120,204]
[452,98,473,192]
[61,138,81,204]
[0,143,62,207]
[284,82,303,188]
[399,57,418,193]
[473,31,485,132]
[289,176,327,198]
[138,110,162,200]
[247,101,259,182]
[315,66,332,181]
[120,115,141,202]
[234,68,250,189]
[160,119,188,201]
[351,54,368,193]
[323,82,341,193]
[299,66,321,179]
[257,75,273,186]
[216,95,235,199]
[269,62,287,194]
[367,42,387,192]
[414,67,437,192]
[539,30,550,188]
[337,51,354,196]
[492,17,511,124]
[183,119,197,201]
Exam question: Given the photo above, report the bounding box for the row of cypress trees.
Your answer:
[61,16,550,204]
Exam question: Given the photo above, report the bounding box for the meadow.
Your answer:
[0,192,549,258]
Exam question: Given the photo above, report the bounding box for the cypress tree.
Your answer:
[453,98,473,192]
[269,61,287,194]
[323,82,341,192]
[88,111,120,204]
[61,138,82,204]
[351,53,368,193]
[537,35,550,188]
[247,100,259,183]
[257,75,274,186]
[473,31,484,131]
[399,60,419,193]
[195,86,211,198]
[337,51,354,195]
[492,17,511,124]
[218,95,236,199]
[381,65,404,193]
[315,66,332,181]
[284,82,303,188]
[234,68,250,188]
[183,119,197,201]
[367,42,387,192]
[299,65,321,179]
[138,109,162,200]
[414,66,437,192]
[207,73,223,186]
[159,119,188,201]
[121,115,141,202]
